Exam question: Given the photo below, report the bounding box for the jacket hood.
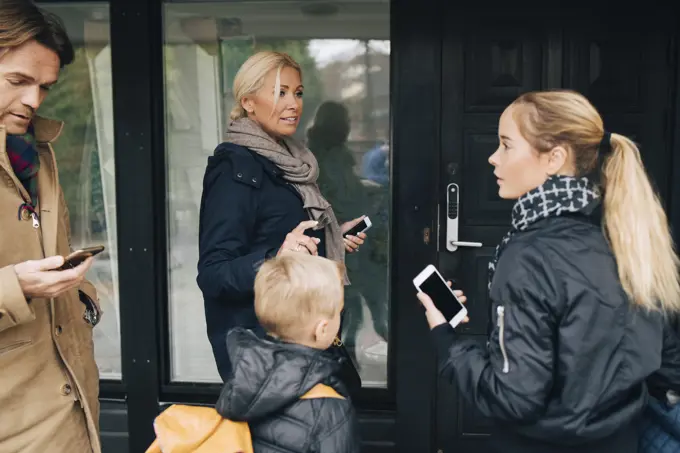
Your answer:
[216,328,342,421]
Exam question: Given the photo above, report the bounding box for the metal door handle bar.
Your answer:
[450,241,483,247]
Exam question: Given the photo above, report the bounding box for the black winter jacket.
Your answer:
[431,214,680,453]
[197,143,325,380]
[216,328,360,453]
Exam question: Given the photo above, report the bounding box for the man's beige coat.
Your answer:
[0,117,101,453]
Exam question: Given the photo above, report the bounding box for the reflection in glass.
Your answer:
[164,1,390,386]
[38,4,120,379]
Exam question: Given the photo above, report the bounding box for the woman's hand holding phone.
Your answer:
[417,283,469,330]
[341,216,368,253]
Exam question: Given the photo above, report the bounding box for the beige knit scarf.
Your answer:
[225,118,348,283]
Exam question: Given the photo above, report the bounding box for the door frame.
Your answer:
[391,0,442,451]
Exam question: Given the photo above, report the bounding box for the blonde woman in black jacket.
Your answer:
[417,90,680,453]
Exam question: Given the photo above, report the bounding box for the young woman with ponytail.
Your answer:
[417,90,680,453]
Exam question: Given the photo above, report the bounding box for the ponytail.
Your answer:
[512,89,680,313]
[602,134,680,312]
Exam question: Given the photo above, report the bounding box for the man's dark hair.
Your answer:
[0,0,75,68]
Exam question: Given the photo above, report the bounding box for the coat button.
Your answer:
[236,173,243,178]
[55,325,63,336]
[61,384,72,396]
[252,177,257,183]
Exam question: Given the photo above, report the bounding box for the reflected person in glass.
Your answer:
[0,2,102,453]
[197,51,366,382]
[307,101,389,365]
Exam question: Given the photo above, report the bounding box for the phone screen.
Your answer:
[419,272,464,321]
[344,219,368,237]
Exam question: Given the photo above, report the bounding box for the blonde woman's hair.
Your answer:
[254,253,344,341]
[0,0,74,67]
[511,89,680,313]
[230,51,302,121]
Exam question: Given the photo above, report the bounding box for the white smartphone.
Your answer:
[343,216,372,238]
[413,264,468,328]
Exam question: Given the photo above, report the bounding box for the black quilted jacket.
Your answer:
[431,214,680,453]
[216,328,360,453]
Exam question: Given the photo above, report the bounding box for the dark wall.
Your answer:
[100,400,129,453]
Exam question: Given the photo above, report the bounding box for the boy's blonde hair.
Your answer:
[255,253,345,340]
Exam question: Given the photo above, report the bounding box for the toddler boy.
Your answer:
[216,253,360,453]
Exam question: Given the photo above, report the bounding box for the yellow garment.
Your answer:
[146,384,343,453]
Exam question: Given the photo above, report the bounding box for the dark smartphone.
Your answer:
[343,216,372,238]
[56,246,105,271]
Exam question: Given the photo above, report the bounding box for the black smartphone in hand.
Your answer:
[56,246,105,271]
[343,216,372,238]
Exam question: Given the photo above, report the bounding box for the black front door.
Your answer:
[430,5,677,453]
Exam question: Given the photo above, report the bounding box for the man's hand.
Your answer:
[14,255,94,299]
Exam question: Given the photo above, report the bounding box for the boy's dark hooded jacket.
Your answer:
[216,328,360,453]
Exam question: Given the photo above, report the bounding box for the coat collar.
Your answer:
[0,116,63,194]
[32,116,64,144]
[0,115,64,147]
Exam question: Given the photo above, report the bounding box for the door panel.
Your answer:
[392,0,442,447]
[101,400,130,453]
[463,33,544,112]
[564,23,673,202]
[436,7,675,453]
[437,16,551,452]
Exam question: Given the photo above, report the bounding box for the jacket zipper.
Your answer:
[497,306,510,373]
[1,161,41,229]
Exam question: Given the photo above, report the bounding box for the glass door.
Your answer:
[163,0,392,390]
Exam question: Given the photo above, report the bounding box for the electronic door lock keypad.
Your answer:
[446,183,483,252]
[448,184,459,219]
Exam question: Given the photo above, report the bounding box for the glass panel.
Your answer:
[164,0,390,387]
[38,3,121,380]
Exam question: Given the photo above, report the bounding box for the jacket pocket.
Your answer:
[496,305,510,374]
[0,339,32,357]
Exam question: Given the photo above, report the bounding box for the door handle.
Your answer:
[446,183,483,252]
[450,240,483,248]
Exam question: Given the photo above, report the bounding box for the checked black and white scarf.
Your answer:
[487,175,600,290]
